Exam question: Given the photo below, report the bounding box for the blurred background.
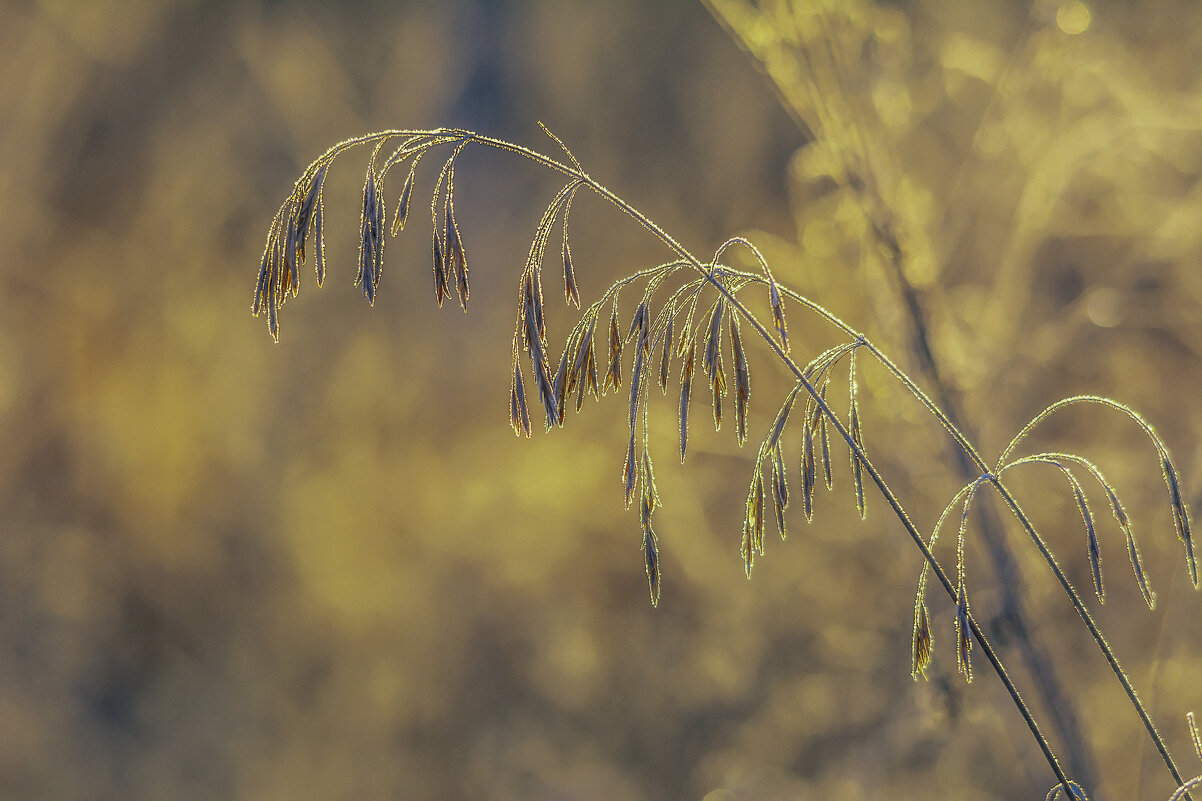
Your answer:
[3,0,1202,799]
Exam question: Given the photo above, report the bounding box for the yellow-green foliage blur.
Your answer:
[3,1,1202,799]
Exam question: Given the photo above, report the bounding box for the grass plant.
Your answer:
[254,119,1197,800]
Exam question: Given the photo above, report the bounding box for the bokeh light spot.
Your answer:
[1057,1,1091,35]
[1085,287,1124,327]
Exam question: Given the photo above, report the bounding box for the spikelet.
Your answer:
[731,316,750,446]
[624,321,646,506]
[750,469,765,555]
[679,343,695,463]
[1071,474,1103,602]
[911,601,932,680]
[312,189,326,287]
[818,379,833,490]
[771,442,789,539]
[1163,455,1197,587]
[768,384,800,451]
[622,434,637,509]
[390,155,419,236]
[1100,473,1154,608]
[956,580,973,683]
[704,300,726,430]
[443,162,470,311]
[769,277,789,353]
[741,518,755,579]
[659,311,674,392]
[563,239,579,307]
[802,414,816,522]
[510,361,532,438]
[282,208,298,298]
[842,348,864,517]
[642,524,661,607]
[295,163,327,265]
[551,340,570,427]
[640,451,661,606]
[849,401,866,520]
[522,275,558,427]
[432,225,448,307]
[357,157,385,305]
[570,317,599,411]
[606,304,623,392]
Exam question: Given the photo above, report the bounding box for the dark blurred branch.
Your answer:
[702,0,1100,791]
[872,220,1101,796]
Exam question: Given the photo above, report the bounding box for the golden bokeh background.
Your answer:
[3,0,1202,799]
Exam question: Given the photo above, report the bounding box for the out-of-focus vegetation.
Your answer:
[2,1,1201,800]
